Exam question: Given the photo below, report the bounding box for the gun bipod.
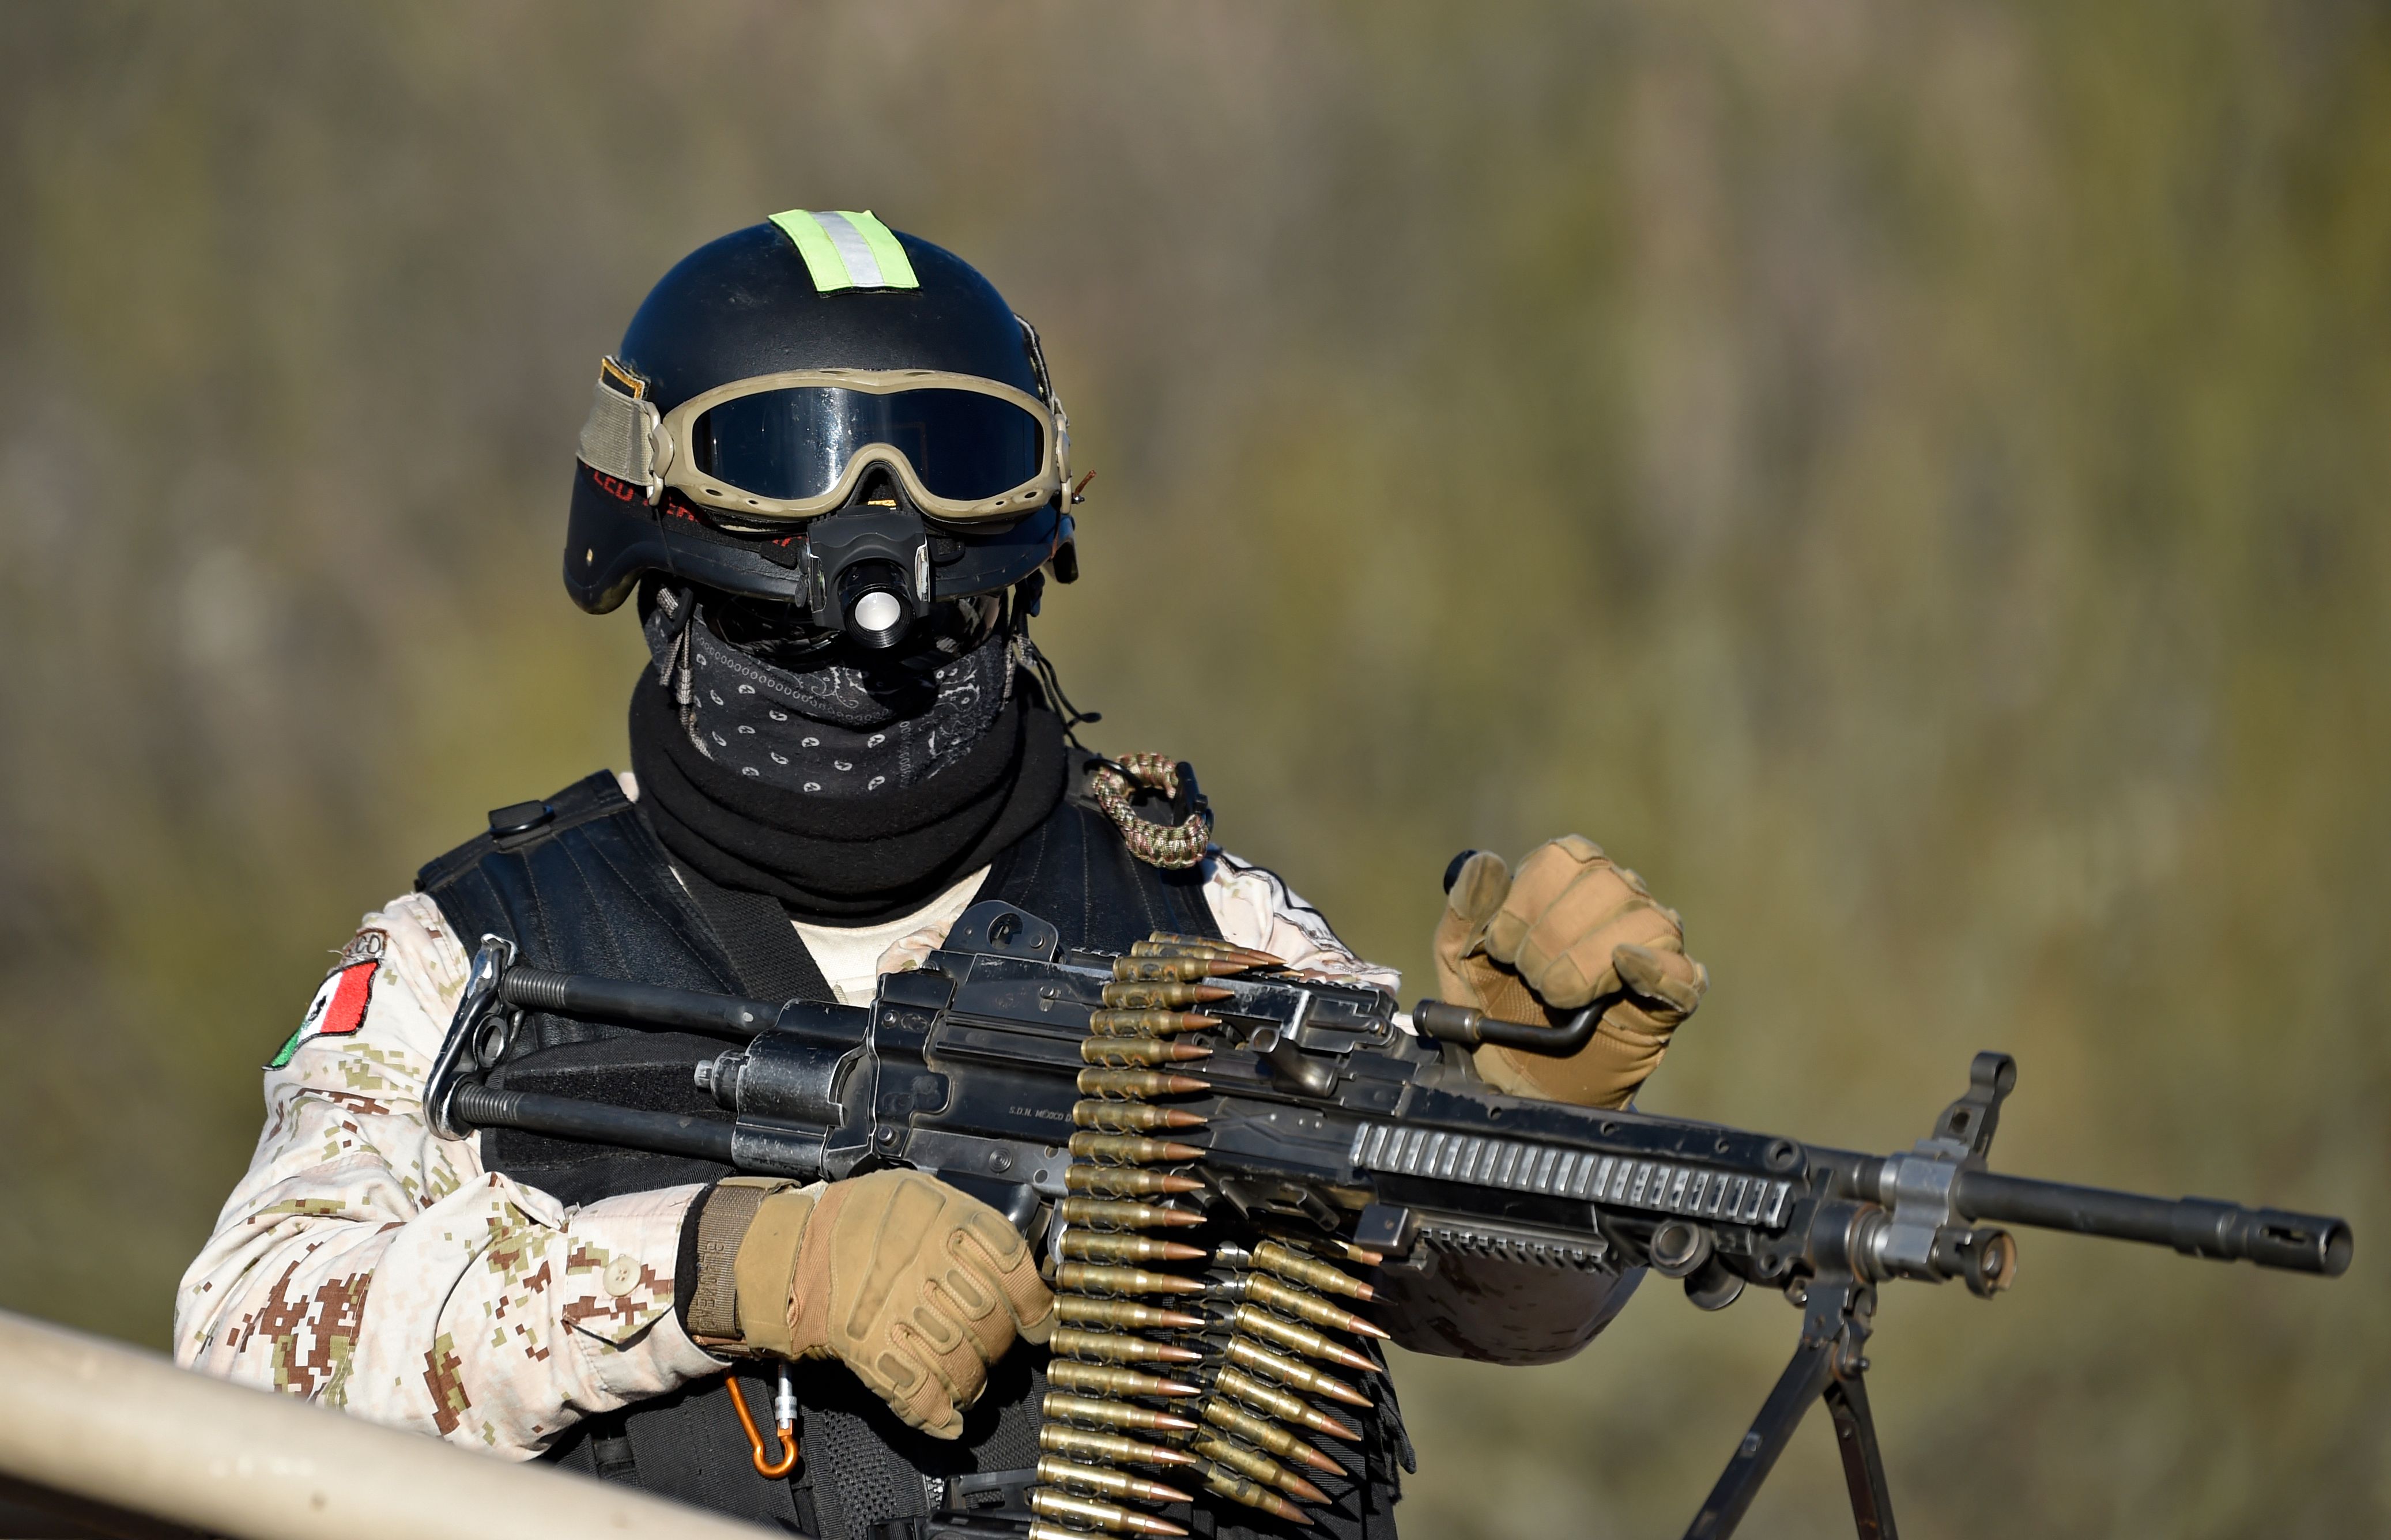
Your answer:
[1684,1274,1892,1540]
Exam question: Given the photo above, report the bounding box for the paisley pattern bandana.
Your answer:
[643,585,1013,794]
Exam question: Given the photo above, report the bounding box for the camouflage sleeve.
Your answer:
[1200,850,1403,992]
[172,893,725,1456]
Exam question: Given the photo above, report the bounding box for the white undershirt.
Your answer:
[790,866,991,1006]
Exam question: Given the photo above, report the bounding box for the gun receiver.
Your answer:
[427,900,2351,1539]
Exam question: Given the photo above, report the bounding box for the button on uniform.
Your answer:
[604,1254,643,1297]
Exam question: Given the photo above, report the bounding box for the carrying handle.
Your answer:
[1408,997,1610,1057]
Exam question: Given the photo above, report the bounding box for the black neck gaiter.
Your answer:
[628,590,1069,923]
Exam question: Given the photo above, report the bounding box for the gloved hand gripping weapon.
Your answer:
[427,901,2352,1540]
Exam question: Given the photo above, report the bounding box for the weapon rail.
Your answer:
[426,901,2352,1540]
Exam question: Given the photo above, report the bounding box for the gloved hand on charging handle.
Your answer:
[687,1168,1055,1438]
[1433,835,1709,1109]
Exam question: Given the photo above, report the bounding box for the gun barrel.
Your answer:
[498,966,778,1040]
[1953,1170,2351,1276]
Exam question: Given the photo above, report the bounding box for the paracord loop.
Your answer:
[1091,753,1212,869]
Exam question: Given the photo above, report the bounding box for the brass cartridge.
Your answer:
[1146,931,1283,959]
[1040,1423,1201,1469]
[1066,1165,1205,1198]
[1035,1456,1193,1507]
[1042,1391,1198,1435]
[1229,1303,1378,1375]
[1114,955,1246,984]
[1076,1067,1210,1100]
[1057,1263,1209,1297]
[1087,1009,1221,1038]
[1059,1197,1205,1231]
[1102,982,1233,1010]
[1131,939,1283,968]
[1046,1360,1202,1401]
[1194,1463,1307,1526]
[1199,1397,1348,1477]
[1082,1037,1212,1068]
[1214,1366,1363,1443]
[1073,1101,1209,1134]
[1028,1486,1188,1537]
[1243,1274,1388,1340]
[1052,1327,1203,1367]
[1069,1133,1206,1165]
[1223,1338,1372,1409]
[1059,1232,1207,1267]
[1057,1296,1206,1332]
[1189,1432,1332,1507]
[1251,1239,1376,1303]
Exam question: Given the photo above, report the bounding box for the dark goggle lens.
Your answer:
[695,387,1044,504]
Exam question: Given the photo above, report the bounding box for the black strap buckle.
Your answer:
[938,1469,1037,1516]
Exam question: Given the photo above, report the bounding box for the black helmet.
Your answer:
[565,211,1078,650]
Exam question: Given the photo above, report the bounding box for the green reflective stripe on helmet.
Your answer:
[837,212,917,289]
[769,210,850,290]
[812,213,888,287]
[768,209,919,293]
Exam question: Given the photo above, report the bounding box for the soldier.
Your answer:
[176,213,1710,1539]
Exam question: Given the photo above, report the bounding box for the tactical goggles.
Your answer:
[578,360,1066,524]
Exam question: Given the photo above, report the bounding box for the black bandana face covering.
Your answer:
[642,585,1015,795]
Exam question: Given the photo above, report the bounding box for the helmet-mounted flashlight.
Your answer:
[839,565,912,649]
[804,506,933,650]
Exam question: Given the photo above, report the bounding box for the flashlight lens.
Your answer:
[853,590,905,635]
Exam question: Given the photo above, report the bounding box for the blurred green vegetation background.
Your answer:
[1,2,2384,1534]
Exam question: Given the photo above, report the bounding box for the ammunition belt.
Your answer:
[1027,934,1388,1539]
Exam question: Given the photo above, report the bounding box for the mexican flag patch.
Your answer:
[267,960,379,1069]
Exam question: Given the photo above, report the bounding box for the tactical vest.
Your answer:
[417,763,1408,1540]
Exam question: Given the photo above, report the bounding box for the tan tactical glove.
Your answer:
[1432,835,1708,1109]
[687,1170,1054,1439]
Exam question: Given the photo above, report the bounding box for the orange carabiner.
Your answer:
[725,1367,800,1478]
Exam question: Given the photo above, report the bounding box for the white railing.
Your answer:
[0,1310,759,1540]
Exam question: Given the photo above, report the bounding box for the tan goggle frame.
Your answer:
[579,365,1066,525]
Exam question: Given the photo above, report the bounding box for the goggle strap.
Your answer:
[578,375,659,488]
[769,209,921,293]
[1017,316,1072,486]
[1017,315,1054,404]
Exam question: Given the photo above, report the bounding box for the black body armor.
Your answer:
[416,764,1409,1539]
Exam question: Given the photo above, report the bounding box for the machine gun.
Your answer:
[426,900,2351,1540]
